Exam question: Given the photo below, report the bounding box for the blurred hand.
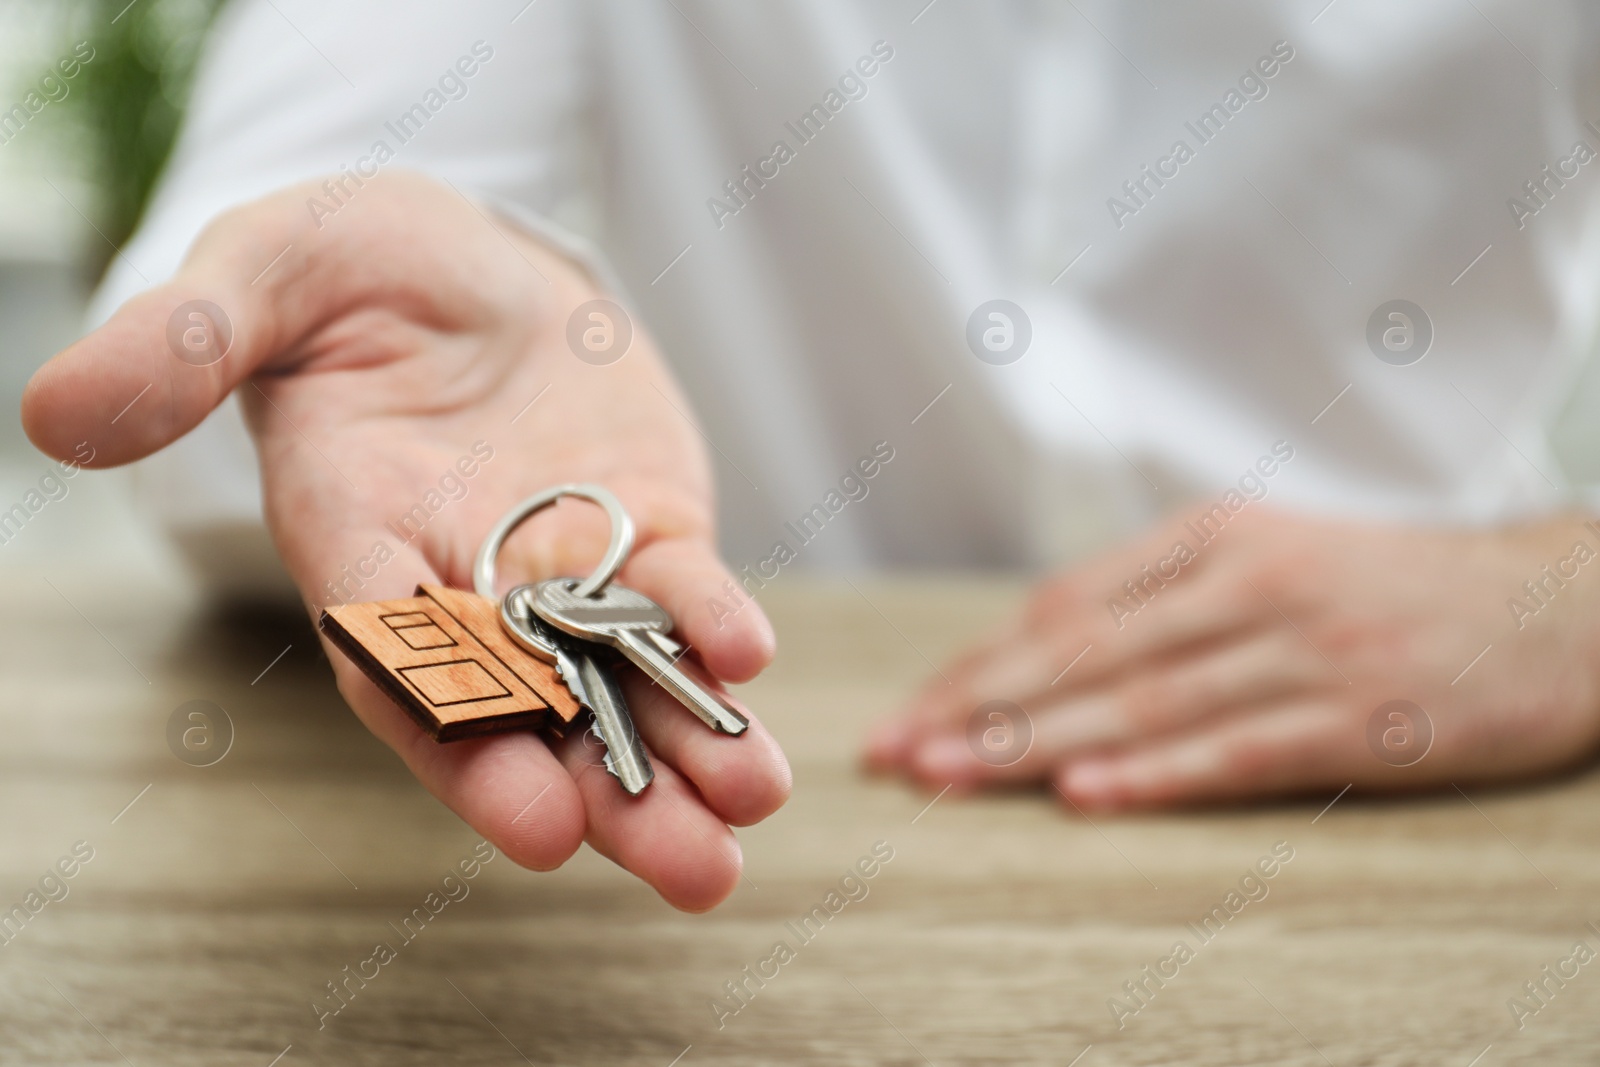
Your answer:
[23,171,790,910]
[866,508,1600,809]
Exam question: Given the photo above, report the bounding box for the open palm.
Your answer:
[24,172,790,911]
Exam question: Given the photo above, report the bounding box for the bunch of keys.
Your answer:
[321,484,747,795]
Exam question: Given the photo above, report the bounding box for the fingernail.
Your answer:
[1064,761,1119,802]
[914,736,974,779]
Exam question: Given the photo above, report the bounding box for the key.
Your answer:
[644,630,685,659]
[503,579,684,687]
[531,579,750,735]
[504,586,655,795]
[505,586,655,794]
[569,646,656,795]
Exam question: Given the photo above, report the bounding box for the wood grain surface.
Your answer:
[2,570,1598,1066]
[320,584,580,740]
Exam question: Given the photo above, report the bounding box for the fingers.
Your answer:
[867,573,1268,770]
[1046,574,1269,691]
[622,667,792,826]
[624,536,777,683]
[1055,702,1362,811]
[903,630,1328,787]
[334,644,771,911]
[550,727,746,913]
[495,661,785,910]
[861,626,1030,768]
[530,647,785,908]
[332,666,589,871]
[1023,515,1216,625]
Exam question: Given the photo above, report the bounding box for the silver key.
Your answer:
[568,647,655,795]
[531,579,750,735]
[503,586,655,795]
[644,630,684,659]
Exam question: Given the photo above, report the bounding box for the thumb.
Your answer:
[21,171,504,467]
[22,202,301,467]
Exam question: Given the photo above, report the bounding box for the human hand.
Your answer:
[865,508,1600,809]
[23,171,790,910]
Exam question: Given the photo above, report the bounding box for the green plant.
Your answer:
[57,0,225,273]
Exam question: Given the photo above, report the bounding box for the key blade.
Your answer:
[644,630,683,658]
[507,594,594,710]
[600,746,620,779]
[576,652,655,795]
[615,630,749,735]
[553,646,590,710]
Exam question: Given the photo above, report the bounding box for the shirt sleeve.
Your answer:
[91,0,596,324]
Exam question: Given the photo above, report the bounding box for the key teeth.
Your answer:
[596,729,654,795]
[601,754,652,796]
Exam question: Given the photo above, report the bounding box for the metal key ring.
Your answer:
[473,484,635,601]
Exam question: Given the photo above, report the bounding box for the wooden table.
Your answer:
[3,569,1598,1066]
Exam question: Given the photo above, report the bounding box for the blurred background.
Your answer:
[0,0,222,577]
[8,0,1600,586]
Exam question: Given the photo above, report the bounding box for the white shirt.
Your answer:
[96,0,1600,581]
